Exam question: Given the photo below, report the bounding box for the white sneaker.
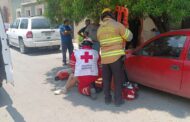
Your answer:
[61,87,68,94]
[54,89,62,95]
[54,87,67,95]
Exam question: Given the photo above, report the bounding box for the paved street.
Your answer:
[0,47,190,122]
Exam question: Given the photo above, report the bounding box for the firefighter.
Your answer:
[97,8,133,106]
[54,38,101,99]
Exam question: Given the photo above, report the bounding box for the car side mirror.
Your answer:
[133,50,143,56]
[132,51,138,55]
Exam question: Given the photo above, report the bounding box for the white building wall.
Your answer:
[142,17,157,42]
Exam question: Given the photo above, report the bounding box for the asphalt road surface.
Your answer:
[0,47,190,122]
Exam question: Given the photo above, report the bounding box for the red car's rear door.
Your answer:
[126,34,187,92]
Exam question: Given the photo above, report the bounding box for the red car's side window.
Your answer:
[138,35,186,59]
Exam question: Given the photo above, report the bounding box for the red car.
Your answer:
[125,29,190,98]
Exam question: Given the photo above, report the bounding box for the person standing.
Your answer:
[60,19,74,65]
[97,8,133,106]
[78,19,91,38]
[85,20,100,52]
[78,19,91,44]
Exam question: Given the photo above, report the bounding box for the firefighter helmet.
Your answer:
[101,8,114,20]
[101,8,112,14]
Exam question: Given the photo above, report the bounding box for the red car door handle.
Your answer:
[170,65,180,70]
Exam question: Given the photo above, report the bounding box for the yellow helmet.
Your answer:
[101,8,112,14]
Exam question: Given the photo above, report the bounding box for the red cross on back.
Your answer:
[80,51,93,63]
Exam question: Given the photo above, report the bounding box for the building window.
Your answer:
[37,8,42,16]
[26,10,31,17]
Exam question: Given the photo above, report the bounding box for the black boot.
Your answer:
[105,95,112,105]
[114,100,125,107]
[90,82,97,100]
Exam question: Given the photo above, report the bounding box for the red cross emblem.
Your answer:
[80,52,93,63]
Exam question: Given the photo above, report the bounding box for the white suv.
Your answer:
[7,16,61,53]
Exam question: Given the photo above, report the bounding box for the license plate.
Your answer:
[47,37,51,39]
[45,32,51,36]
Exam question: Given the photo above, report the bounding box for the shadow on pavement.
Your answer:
[10,46,61,56]
[27,48,61,56]
[63,86,190,116]
[0,87,26,122]
[45,66,190,118]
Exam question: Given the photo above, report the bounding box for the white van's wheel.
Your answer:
[54,45,60,50]
[19,38,27,54]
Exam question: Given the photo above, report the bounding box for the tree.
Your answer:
[42,0,190,33]
[40,0,101,24]
[126,0,190,32]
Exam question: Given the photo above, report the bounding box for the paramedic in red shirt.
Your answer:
[54,38,101,99]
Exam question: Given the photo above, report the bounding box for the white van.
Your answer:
[0,10,13,86]
[6,16,61,53]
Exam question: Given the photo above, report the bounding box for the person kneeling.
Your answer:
[54,38,101,99]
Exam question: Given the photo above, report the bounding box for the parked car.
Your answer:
[125,29,190,98]
[6,16,61,53]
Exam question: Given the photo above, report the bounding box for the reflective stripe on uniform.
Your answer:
[122,29,133,42]
[100,36,122,45]
[101,49,125,58]
[122,29,130,39]
[101,39,122,45]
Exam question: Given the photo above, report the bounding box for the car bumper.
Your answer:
[24,39,61,48]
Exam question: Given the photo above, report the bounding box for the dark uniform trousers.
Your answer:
[102,57,126,104]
